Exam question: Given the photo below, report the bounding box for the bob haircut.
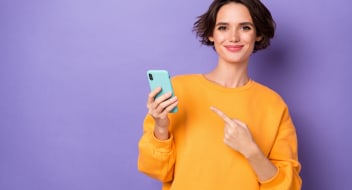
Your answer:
[193,0,276,52]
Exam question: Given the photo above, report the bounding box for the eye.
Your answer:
[217,25,227,31]
[241,25,252,31]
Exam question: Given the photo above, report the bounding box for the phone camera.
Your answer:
[148,73,154,80]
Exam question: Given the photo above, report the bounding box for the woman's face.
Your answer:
[208,2,262,64]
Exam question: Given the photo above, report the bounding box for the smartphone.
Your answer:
[147,69,178,113]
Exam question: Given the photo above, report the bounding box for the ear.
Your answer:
[256,35,263,42]
[208,36,214,42]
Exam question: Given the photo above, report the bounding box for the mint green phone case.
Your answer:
[147,70,178,113]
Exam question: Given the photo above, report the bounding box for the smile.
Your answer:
[224,45,243,52]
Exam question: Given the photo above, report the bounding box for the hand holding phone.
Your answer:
[147,70,178,113]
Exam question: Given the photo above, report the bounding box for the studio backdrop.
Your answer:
[1,0,351,189]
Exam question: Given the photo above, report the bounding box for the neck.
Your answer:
[204,61,249,88]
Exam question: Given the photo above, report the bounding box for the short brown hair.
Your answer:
[193,0,276,52]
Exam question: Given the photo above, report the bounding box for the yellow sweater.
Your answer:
[138,74,301,190]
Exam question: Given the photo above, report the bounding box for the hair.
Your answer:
[193,0,276,52]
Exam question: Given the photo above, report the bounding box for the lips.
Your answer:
[224,45,243,52]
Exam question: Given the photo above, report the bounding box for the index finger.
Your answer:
[210,106,233,125]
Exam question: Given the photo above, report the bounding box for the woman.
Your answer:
[138,0,302,189]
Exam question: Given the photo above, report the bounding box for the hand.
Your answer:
[210,106,257,158]
[147,87,178,140]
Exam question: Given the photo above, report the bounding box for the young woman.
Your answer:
[138,0,302,189]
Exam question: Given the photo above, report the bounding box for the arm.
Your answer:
[259,107,302,189]
[210,106,278,181]
[137,115,176,182]
[137,87,178,182]
[244,143,278,182]
[210,106,301,189]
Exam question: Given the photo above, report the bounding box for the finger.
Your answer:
[154,98,178,118]
[225,124,235,134]
[161,98,178,115]
[232,118,247,129]
[210,106,233,125]
[147,87,162,104]
[155,95,175,112]
[154,92,173,107]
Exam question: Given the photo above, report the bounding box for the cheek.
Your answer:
[243,33,257,43]
[213,35,226,44]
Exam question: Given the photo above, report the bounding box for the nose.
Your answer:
[230,29,240,43]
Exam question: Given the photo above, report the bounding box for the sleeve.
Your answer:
[260,107,302,190]
[137,114,176,183]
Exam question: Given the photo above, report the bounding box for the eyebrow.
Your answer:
[215,22,255,27]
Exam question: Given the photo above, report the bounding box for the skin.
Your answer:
[206,2,262,88]
[147,87,177,140]
[146,2,277,182]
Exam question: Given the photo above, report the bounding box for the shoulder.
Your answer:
[169,74,202,98]
[251,80,288,108]
[170,74,201,87]
[171,74,200,82]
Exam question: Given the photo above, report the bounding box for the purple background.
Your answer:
[1,0,351,189]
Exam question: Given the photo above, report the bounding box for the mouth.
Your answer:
[224,45,243,52]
